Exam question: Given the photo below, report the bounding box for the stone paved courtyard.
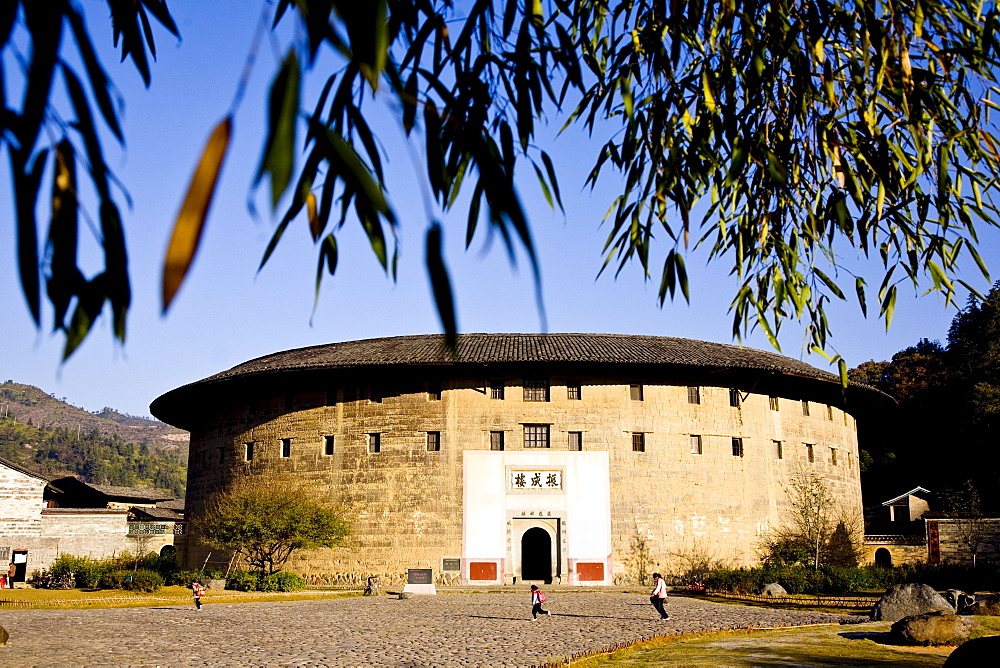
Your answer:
[0,591,859,666]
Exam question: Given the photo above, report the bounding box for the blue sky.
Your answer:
[3,2,998,419]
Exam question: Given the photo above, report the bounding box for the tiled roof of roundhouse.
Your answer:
[198,334,841,383]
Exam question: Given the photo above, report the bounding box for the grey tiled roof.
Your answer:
[157,498,186,511]
[88,484,175,502]
[131,506,184,521]
[200,333,841,382]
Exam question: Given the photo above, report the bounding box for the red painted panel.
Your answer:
[577,562,604,581]
[469,561,497,580]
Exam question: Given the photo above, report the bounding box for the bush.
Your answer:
[224,570,305,592]
[98,569,163,592]
[264,572,305,592]
[225,571,259,591]
[704,564,903,596]
[176,569,208,587]
[49,554,105,588]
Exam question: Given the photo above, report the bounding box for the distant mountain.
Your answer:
[0,381,188,454]
[0,381,187,496]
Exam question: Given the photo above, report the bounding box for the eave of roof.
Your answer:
[151,333,890,424]
[882,487,932,506]
[0,456,53,483]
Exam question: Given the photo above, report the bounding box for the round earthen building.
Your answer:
[151,333,880,585]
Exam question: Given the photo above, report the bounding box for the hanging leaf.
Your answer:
[426,222,457,348]
[162,116,232,312]
[255,50,301,209]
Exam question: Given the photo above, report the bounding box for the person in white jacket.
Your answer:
[650,572,669,620]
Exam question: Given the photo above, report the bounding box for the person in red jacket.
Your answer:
[650,572,669,620]
[530,584,551,620]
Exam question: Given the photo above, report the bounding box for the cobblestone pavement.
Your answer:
[0,591,860,666]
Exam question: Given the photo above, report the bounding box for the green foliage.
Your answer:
[705,564,900,595]
[49,554,103,588]
[223,570,259,592]
[197,477,350,575]
[0,415,185,496]
[49,551,177,590]
[851,283,1000,510]
[705,562,1000,596]
[7,2,1000,359]
[98,569,163,592]
[223,570,305,592]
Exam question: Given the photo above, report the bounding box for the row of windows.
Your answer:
[311,382,851,428]
[423,380,849,424]
[219,431,850,464]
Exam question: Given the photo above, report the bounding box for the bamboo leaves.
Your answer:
[162,117,232,312]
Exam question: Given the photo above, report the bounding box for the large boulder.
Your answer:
[890,611,978,646]
[871,583,955,622]
[761,582,787,597]
[944,635,1000,666]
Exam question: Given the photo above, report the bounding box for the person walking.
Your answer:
[529,584,551,620]
[191,581,206,610]
[650,572,669,620]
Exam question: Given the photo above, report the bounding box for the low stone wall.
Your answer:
[302,571,463,588]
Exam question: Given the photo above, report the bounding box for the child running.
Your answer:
[191,581,206,610]
[650,572,669,620]
[529,584,551,620]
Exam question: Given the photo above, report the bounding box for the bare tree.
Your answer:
[767,471,841,570]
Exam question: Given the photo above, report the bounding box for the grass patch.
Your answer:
[557,617,1000,667]
[0,586,361,610]
[693,592,870,616]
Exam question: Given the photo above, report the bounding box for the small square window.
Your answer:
[568,431,583,450]
[489,380,505,400]
[280,438,291,458]
[690,434,702,455]
[731,437,744,457]
[827,405,834,420]
[805,443,815,463]
[632,432,646,452]
[244,442,254,461]
[801,400,810,416]
[490,431,505,451]
[524,379,550,402]
[323,435,334,456]
[687,386,701,404]
[567,382,581,400]
[769,395,779,411]
[369,433,381,453]
[772,440,783,459]
[427,431,441,451]
[831,447,838,466]
[729,388,742,407]
[630,384,644,401]
[524,424,550,448]
[428,382,442,401]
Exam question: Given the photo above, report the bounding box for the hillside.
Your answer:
[0,381,188,454]
[0,381,188,496]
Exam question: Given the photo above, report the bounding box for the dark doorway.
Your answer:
[521,528,552,583]
[874,548,892,567]
[11,550,28,584]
